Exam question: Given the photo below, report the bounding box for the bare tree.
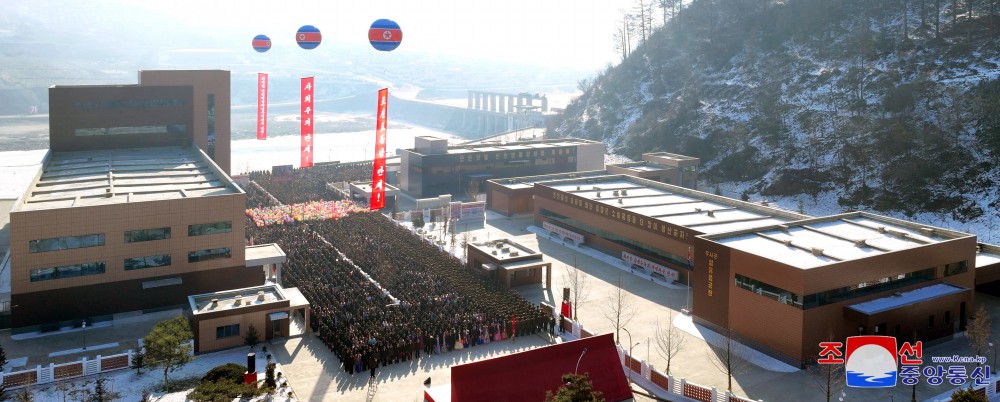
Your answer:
[562,256,591,321]
[707,323,751,392]
[654,313,686,374]
[466,179,480,202]
[613,12,634,61]
[603,274,637,344]
[967,304,992,364]
[811,332,845,402]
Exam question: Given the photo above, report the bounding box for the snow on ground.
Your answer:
[24,345,297,402]
[672,313,800,373]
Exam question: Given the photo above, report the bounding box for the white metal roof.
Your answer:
[19,146,239,211]
[847,283,967,315]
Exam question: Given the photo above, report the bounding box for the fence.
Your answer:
[561,317,761,402]
[1,350,134,391]
[0,340,193,391]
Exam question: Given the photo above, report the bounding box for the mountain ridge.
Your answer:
[554,0,1000,241]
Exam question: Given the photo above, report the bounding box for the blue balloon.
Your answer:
[368,19,402,52]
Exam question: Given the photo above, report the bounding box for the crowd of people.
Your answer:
[246,200,365,227]
[248,162,372,205]
[245,183,552,375]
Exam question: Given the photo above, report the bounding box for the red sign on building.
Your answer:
[257,73,268,140]
[370,88,388,210]
[300,77,314,168]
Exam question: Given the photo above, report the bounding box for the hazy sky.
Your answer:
[138,0,632,71]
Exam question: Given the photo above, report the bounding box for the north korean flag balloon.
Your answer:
[252,35,271,53]
[368,19,402,52]
[296,25,322,49]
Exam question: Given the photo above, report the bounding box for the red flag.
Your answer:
[300,77,314,168]
[257,73,268,140]
[370,88,388,211]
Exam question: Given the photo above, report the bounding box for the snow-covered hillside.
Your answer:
[557,0,1000,243]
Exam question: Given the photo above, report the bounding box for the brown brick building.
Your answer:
[466,239,552,288]
[188,284,309,353]
[528,174,808,285]
[6,70,258,332]
[695,212,977,366]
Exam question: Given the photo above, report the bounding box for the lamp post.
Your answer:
[622,327,640,384]
[575,348,588,375]
[82,320,87,351]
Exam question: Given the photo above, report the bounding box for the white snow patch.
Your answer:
[672,313,800,373]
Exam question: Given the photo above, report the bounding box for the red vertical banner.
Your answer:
[370,88,388,211]
[256,73,268,140]
[300,77,314,168]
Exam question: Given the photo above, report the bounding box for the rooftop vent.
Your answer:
[210,298,219,308]
[761,200,769,206]
[877,226,887,233]
[854,239,867,248]
[234,295,242,307]
[919,227,935,237]
[509,251,519,257]
[782,240,793,247]
[618,198,623,204]
[257,291,266,302]
[695,207,702,212]
[576,185,581,191]
[778,225,790,233]
[613,190,619,197]
[596,191,601,198]
[706,210,715,217]
[491,250,497,255]
[810,248,824,257]
[621,189,628,196]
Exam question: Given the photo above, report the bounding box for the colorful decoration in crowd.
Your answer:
[296,25,322,49]
[368,19,402,52]
[246,200,366,227]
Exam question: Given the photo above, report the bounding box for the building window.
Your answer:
[29,234,105,253]
[125,227,171,243]
[188,221,232,236]
[30,262,106,282]
[124,254,172,271]
[74,98,187,110]
[216,324,240,339]
[189,247,231,263]
[735,274,803,307]
[944,261,968,276]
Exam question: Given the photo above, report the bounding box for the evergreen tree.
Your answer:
[132,347,146,375]
[544,373,604,402]
[243,324,261,350]
[951,386,988,402]
[143,316,195,391]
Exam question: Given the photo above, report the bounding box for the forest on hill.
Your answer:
[555,0,1000,234]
